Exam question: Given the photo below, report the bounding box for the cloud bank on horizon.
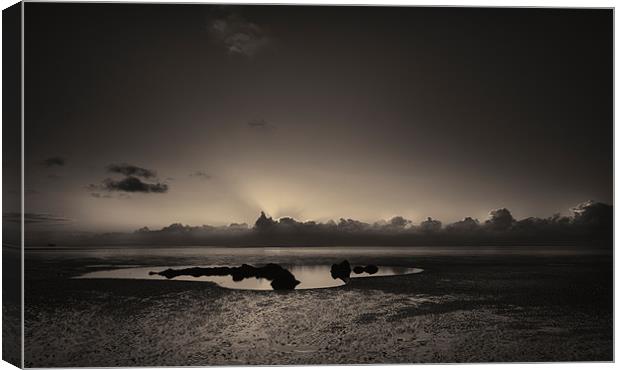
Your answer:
[22,201,612,247]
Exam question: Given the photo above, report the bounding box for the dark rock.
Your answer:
[365,264,379,274]
[151,263,300,290]
[270,270,301,290]
[330,260,351,282]
[352,264,379,275]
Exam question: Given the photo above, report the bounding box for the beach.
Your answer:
[24,246,612,366]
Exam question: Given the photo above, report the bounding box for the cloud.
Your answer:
[254,211,277,231]
[189,171,212,180]
[247,118,275,132]
[90,192,112,199]
[103,176,168,193]
[32,201,611,247]
[42,157,66,167]
[107,163,156,178]
[571,200,612,228]
[209,13,271,57]
[485,208,515,230]
[248,118,269,128]
[420,217,442,232]
[387,216,412,228]
[88,164,169,196]
[337,218,371,232]
[4,212,71,224]
[446,217,480,232]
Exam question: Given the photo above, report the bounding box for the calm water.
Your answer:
[76,264,424,290]
[27,245,606,289]
[26,245,606,260]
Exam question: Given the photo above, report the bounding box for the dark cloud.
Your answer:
[420,217,442,232]
[4,212,71,224]
[123,201,611,247]
[377,216,412,232]
[246,118,275,136]
[103,176,168,193]
[208,12,271,57]
[189,171,212,180]
[446,217,480,232]
[107,163,156,179]
[387,216,411,229]
[247,118,274,130]
[42,157,65,167]
[571,200,612,229]
[337,218,371,233]
[90,192,112,199]
[485,208,515,231]
[254,211,277,231]
[88,164,168,196]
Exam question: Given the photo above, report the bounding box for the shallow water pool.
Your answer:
[77,264,423,290]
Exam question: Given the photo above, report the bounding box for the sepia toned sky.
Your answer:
[22,4,612,232]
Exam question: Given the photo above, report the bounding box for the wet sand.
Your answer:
[24,249,612,366]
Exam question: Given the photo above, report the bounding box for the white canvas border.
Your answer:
[0,1,616,370]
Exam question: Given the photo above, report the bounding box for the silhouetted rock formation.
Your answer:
[150,263,300,290]
[330,260,351,282]
[365,264,378,274]
[352,264,379,275]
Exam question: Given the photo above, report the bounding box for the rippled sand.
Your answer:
[25,249,612,366]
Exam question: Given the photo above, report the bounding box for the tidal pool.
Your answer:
[77,264,424,290]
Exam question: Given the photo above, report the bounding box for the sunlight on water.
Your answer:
[76,265,424,290]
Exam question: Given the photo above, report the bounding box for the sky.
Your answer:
[21,4,612,232]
